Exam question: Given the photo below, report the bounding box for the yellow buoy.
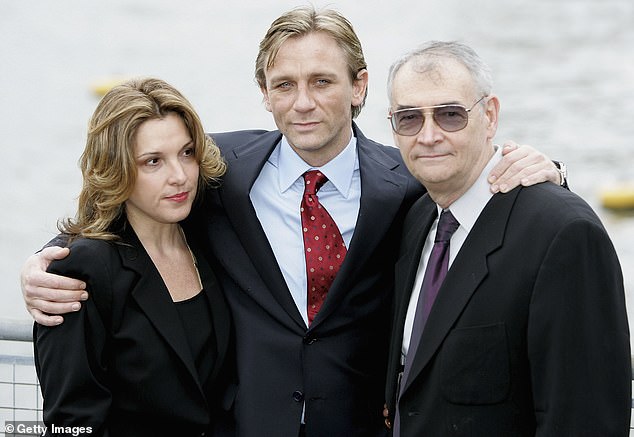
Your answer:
[90,76,130,97]
[600,185,634,210]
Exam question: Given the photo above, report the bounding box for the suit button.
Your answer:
[292,390,304,402]
[303,335,317,345]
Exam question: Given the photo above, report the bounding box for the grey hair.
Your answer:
[387,41,493,103]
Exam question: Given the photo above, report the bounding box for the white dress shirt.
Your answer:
[249,133,361,326]
[401,146,502,362]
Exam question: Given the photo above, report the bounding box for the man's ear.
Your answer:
[261,86,272,112]
[485,95,500,139]
[352,69,369,107]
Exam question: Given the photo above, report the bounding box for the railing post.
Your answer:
[0,318,33,342]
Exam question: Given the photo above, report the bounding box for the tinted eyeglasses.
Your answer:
[388,96,487,136]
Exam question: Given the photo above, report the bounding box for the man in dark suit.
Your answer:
[384,40,631,436]
[21,8,564,437]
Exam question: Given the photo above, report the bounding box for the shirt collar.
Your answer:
[444,145,502,233]
[273,131,359,197]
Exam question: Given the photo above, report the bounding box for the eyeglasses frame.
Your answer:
[388,95,488,136]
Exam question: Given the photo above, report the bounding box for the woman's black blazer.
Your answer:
[34,225,233,437]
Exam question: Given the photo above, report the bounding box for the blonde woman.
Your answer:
[34,78,233,437]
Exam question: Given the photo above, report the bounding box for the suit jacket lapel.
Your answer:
[401,190,520,395]
[309,125,412,327]
[219,130,306,329]
[117,229,204,396]
[192,240,231,384]
[392,197,437,347]
[386,196,436,404]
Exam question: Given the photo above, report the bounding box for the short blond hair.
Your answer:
[255,6,368,119]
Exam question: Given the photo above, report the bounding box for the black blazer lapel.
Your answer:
[394,196,438,328]
[193,243,231,385]
[117,231,205,396]
[219,131,306,329]
[386,196,436,405]
[402,190,520,395]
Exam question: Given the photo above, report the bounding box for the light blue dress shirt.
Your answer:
[249,133,361,326]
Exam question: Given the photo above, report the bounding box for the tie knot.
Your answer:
[435,210,459,243]
[303,170,328,196]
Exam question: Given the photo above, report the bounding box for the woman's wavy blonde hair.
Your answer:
[59,77,226,241]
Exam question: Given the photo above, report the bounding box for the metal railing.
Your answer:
[0,319,42,436]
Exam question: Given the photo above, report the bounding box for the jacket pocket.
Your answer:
[440,323,510,405]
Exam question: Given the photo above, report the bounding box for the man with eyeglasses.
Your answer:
[383,40,630,437]
[22,8,565,437]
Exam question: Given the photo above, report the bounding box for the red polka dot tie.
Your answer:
[301,170,347,325]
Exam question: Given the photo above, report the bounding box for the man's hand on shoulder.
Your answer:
[488,141,561,193]
[21,246,88,326]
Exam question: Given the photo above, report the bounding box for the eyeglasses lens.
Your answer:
[434,106,468,132]
[392,106,469,135]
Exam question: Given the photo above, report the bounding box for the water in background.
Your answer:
[1,1,633,334]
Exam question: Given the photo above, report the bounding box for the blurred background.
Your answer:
[1,0,633,338]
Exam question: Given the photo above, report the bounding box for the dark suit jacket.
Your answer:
[385,183,631,436]
[187,124,424,437]
[34,225,233,437]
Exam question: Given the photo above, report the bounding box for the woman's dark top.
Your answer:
[175,290,218,383]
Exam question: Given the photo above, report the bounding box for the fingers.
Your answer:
[24,288,86,326]
[23,269,87,298]
[23,280,87,321]
[28,295,83,313]
[21,247,88,324]
[514,166,560,189]
[488,142,524,191]
[25,290,85,325]
[499,140,520,156]
[21,249,86,300]
[25,284,88,304]
[40,245,71,261]
[29,307,65,327]
[488,142,557,193]
[383,404,392,429]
